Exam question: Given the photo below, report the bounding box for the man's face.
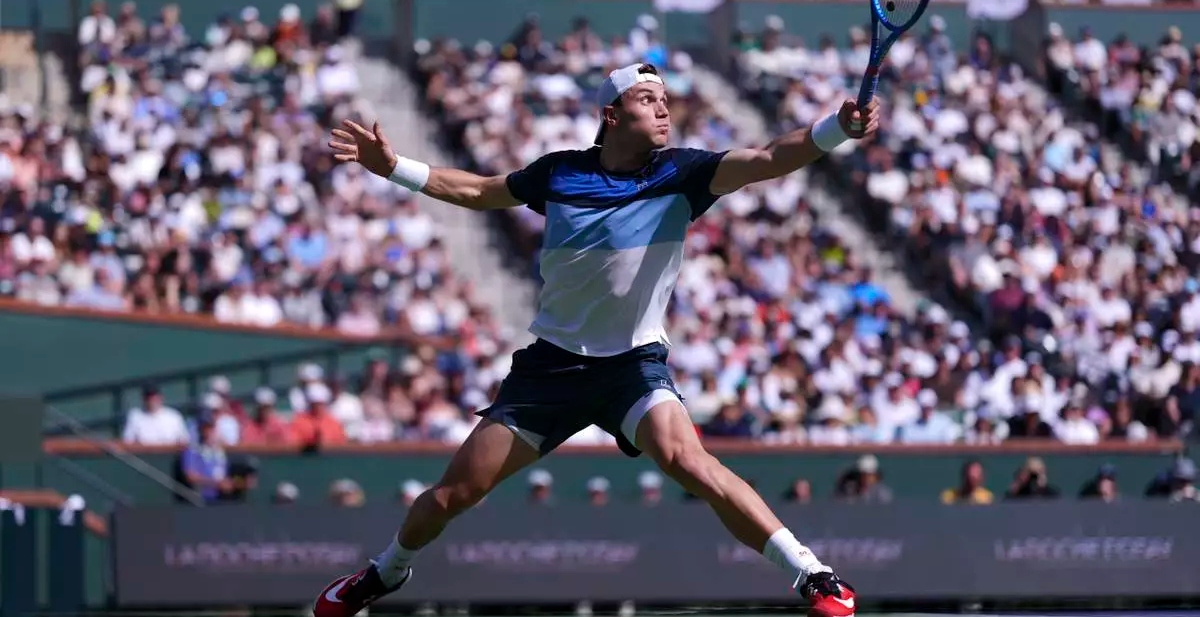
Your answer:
[607,82,671,149]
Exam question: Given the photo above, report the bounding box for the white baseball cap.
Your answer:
[593,63,665,146]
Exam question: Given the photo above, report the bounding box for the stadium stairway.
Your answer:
[353,49,538,344]
[693,66,926,318]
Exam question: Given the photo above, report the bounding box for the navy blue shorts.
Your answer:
[476,339,683,457]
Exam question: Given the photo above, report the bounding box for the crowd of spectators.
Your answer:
[1044,23,1200,201]
[4,0,510,360]
[736,14,1200,446]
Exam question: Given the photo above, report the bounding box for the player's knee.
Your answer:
[430,481,487,517]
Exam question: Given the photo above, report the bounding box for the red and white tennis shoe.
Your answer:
[313,564,411,617]
[800,571,857,617]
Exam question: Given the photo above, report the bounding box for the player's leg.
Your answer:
[313,418,539,617]
[631,398,856,616]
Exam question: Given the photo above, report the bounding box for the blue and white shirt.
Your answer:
[507,147,727,357]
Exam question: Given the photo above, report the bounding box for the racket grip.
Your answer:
[857,66,880,111]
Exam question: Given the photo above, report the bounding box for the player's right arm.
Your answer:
[329,119,521,211]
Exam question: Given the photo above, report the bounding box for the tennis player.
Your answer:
[316,62,879,617]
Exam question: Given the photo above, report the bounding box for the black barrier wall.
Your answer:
[112,502,1200,607]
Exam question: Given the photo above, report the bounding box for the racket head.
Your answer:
[871,0,931,32]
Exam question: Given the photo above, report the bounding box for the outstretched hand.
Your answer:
[329,119,399,178]
[837,98,881,140]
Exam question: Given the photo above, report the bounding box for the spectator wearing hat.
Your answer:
[1007,396,1056,440]
[1079,464,1119,502]
[273,481,300,505]
[194,391,241,446]
[807,395,852,445]
[941,460,994,505]
[175,413,230,505]
[896,390,961,444]
[1055,398,1100,445]
[587,477,610,507]
[289,363,325,412]
[528,469,554,505]
[291,382,347,449]
[874,372,919,433]
[330,478,366,508]
[835,455,893,504]
[638,471,664,506]
[1167,459,1200,503]
[122,384,189,446]
[1005,457,1060,500]
[241,387,294,445]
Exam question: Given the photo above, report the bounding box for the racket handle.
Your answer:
[857,66,880,111]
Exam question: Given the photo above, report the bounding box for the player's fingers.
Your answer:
[342,119,374,140]
[333,153,358,162]
[330,128,356,141]
[328,140,356,152]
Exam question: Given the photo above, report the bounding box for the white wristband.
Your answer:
[811,113,849,153]
[387,156,431,192]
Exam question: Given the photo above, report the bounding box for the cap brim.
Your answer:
[594,122,606,146]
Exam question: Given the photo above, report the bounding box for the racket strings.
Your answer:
[880,0,926,28]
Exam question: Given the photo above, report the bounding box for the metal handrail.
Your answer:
[49,455,135,508]
[44,405,205,507]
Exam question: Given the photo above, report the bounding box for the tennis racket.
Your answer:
[856,0,932,111]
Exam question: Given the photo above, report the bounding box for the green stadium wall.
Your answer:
[10,445,1181,511]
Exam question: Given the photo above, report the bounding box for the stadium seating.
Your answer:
[735,15,1199,444]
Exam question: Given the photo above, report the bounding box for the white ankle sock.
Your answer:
[762,528,831,589]
[372,535,418,586]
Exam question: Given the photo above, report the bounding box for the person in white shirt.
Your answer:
[896,390,962,444]
[1055,401,1100,445]
[122,384,189,446]
[806,396,852,446]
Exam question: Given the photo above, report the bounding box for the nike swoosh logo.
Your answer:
[831,597,855,608]
[325,578,350,604]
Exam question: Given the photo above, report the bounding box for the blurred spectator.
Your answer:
[587,476,610,506]
[528,468,554,505]
[273,481,300,505]
[807,396,852,445]
[1167,458,1200,502]
[1005,457,1061,500]
[290,364,326,412]
[398,479,426,506]
[1055,399,1100,444]
[962,406,1009,444]
[783,478,812,504]
[330,478,365,507]
[896,389,962,443]
[219,455,260,503]
[291,382,348,448]
[240,387,294,445]
[639,471,664,506]
[1078,464,1120,502]
[122,383,189,445]
[703,399,757,439]
[175,414,229,505]
[834,455,893,504]
[1006,400,1056,440]
[195,392,241,446]
[941,460,994,505]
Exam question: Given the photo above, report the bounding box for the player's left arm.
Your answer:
[708,98,880,196]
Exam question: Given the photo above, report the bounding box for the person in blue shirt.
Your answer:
[318,62,879,617]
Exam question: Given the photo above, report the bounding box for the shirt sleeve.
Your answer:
[669,148,729,220]
[505,153,560,215]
